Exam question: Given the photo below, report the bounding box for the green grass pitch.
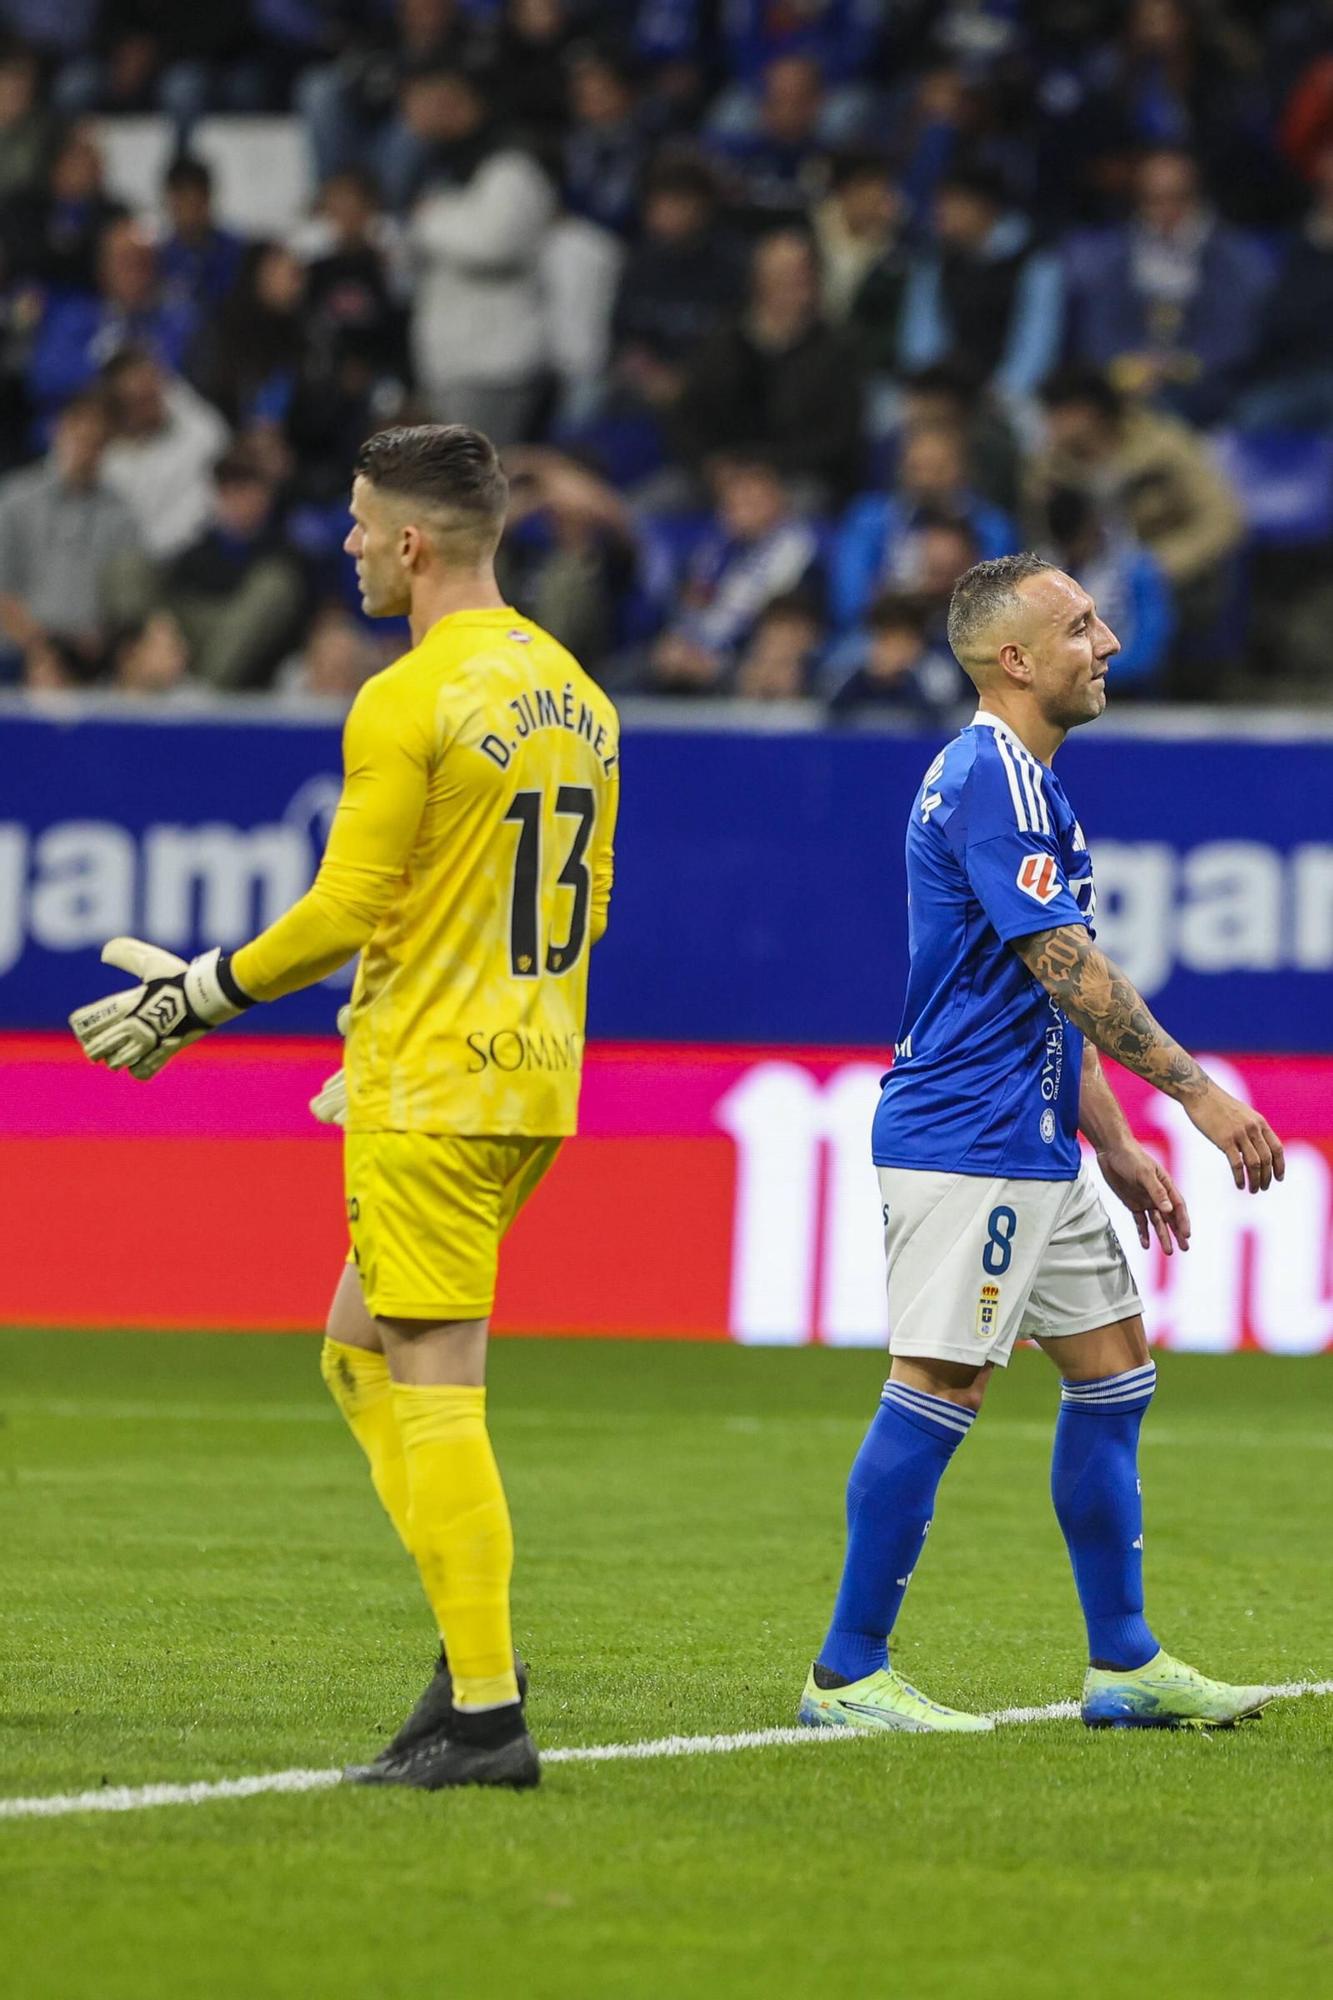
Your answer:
[2,1329,1329,2000]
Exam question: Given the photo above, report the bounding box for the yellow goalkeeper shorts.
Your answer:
[344,1132,561,1322]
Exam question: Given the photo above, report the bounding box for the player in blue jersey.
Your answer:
[798,552,1285,1734]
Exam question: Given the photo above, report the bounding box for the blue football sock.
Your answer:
[1051,1363,1159,1672]
[818,1381,976,1683]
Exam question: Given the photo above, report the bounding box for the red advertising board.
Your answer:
[4,1035,1332,1350]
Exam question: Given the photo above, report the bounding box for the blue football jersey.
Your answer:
[873,713,1096,1180]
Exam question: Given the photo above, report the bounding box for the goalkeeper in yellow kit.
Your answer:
[69,425,619,1793]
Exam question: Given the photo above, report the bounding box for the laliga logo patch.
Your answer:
[976,1281,1000,1342]
[1017,853,1060,904]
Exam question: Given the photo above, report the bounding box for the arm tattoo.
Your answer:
[1015,925,1209,1101]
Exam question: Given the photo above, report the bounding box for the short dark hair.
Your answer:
[320,164,381,206]
[912,505,978,547]
[946,551,1053,664]
[901,360,984,411]
[165,154,211,197]
[642,150,721,208]
[1044,484,1098,546]
[100,343,157,387]
[867,590,930,638]
[354,423,509,552]
[214,443,270,488]
[938,162,1008,210]
[758,589,822,628]
[1039,365,1122,422]
[828,145,896,193]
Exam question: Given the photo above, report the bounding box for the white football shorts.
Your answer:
[876,1160,1142,1367]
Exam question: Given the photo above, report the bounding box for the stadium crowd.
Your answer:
[1,0,1332,709]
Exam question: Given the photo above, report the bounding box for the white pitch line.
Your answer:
[3,1682,1330,1825]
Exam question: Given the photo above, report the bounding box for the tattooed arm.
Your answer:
[1014,924,1284,1194]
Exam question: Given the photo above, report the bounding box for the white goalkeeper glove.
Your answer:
[69,936,253,1077]
[309,1004,351,1126]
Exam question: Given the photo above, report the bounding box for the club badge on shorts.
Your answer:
[976,1281,1000,1343]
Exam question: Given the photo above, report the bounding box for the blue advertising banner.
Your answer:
[1,707,1331,1049]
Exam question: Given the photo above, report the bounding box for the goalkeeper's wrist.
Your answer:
[185,947,256,1026]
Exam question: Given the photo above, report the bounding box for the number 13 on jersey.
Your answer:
[502,786,596,978]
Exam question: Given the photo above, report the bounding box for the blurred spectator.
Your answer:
[156,156,245,315]
[283,325,406,510]
[898,165,1064,401]
[1090,0,1283,226]
[110,608,192,697]
[0,388,141,680]
[814,147,905,331]
[1063,145,1273,424]
[826,588,965,719]
[499,445,637,665]
[640,454,823,691]
[1238,140,1333,430]
[0,40,57,205]
[1038,484,1174,696]
[537,208,624,428]
[719,0,882,90]
[612,152,743,385]
[563,41,651,238]
[897,361,1021,515]
[707,0,881,143]
[28,215,198,418]
[673,227,865,503]
[275,601,386,704]
[100,345,230,559]
[298,168,408,374]
[118,445,306,689]
[832,420,1016,629]
[406,61,556,439]
[1030,367,1242,653]
[710,54,836,221]
[0,1,98,61]
[52,4,267,136]
[0,124,123,297]
[733,590,822,700]
[627,0,713,134]
[906,507,981,645]
[0,268,34,472]
[296,0,482,214]
[492,0,582,144]
[190,240,307,428]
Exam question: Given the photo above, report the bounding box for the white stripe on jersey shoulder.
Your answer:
[971,711,1051,834]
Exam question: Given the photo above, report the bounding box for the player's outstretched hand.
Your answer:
[69,936,251,1078]
[1183,1083,1285,1193]
[309,1005,351,1126]
[1096,1142,1191,1255]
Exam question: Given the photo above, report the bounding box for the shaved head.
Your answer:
[946,552,1054,685]
[946,554,1120,746]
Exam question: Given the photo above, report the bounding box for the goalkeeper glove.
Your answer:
[69,936,253,1076]
[309,1004,351,1126]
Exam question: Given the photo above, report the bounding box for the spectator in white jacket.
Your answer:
[100,346,230,559]
[405,61,557,443]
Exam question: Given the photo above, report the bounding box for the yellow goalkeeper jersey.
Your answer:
[232,607,619,1135]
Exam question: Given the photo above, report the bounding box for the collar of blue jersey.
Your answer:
[969,708,1026,747]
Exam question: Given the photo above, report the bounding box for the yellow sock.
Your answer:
[320,1338,411,1551]
[392,1382,519,1711]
